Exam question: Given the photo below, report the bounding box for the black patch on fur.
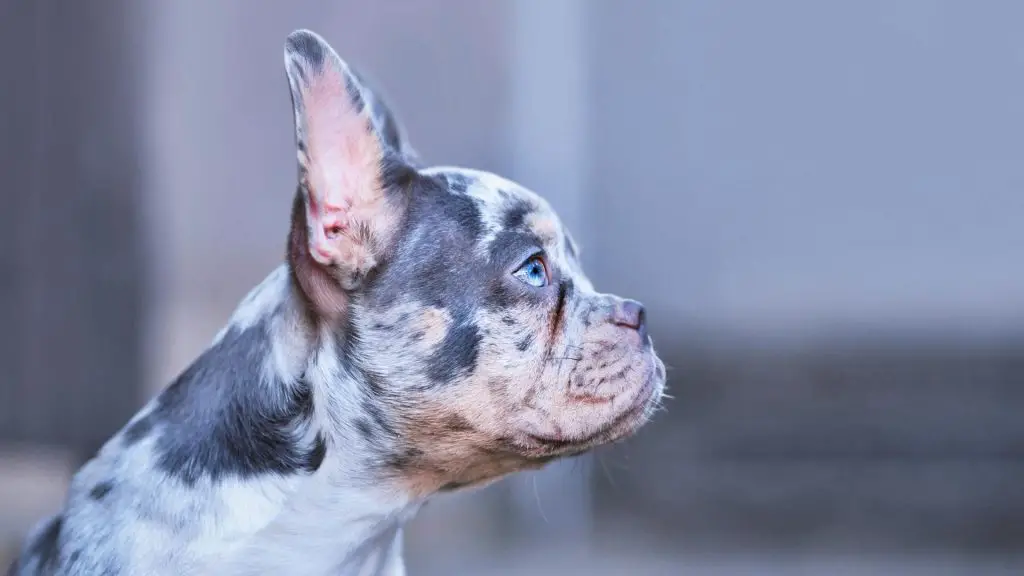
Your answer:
[444,414,475,433]
[286,32,327,75]
[349,67,413,161]
[89,481,114,501]
[485,277,520,310]
[122,414,153,446]
[362,367,386,397]
[445,200,485,252]
[363,399,398,438]
[334,314,362,368]
[355,418,375,441]
[308,433,328,471]
[385,447,424,470]
[439,480,471,492]
[516,334,534,352]
[377,109,404,154]
[444,172,470,194]
[344,73,366,114]
[488,229,542,268]
[428,322,482,384]
[148,322,323,486]
[25,515,61,573]
[502,198,533,230]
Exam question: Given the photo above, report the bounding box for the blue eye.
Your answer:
[513,255,549,287]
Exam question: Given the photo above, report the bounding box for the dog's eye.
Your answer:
[513,255,549,288]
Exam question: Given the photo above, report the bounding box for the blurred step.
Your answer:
[655,342,1024,459]
[596,458,1024,552]
[593,339,1024,552]
[416,548,1024,576]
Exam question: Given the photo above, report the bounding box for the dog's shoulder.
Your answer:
[10,512,125,576]
[10,266,317,575]
[10,405,203,575]
[9,448,148,575]
[8,514,62,575]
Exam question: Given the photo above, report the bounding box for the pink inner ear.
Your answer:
[302,66,383,268]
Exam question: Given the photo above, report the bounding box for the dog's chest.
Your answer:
[60,449,417,576]
[203,466,421,575]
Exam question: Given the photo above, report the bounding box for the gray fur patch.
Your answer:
[146,321,322,486]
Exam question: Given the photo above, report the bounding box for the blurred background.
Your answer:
[2,1,1024,574]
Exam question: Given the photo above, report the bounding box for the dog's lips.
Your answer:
[524,367,661,456]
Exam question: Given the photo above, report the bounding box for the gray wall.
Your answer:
[144,0,1024,370]
[589,0,1024,339]
[0,0,144,457]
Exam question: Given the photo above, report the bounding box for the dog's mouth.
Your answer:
[523,367,662,456]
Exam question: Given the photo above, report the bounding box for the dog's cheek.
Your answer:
[467,304,588,437]
[474,307,549,397]
[381,304,591,492]
[353,301,455,388]
[386,389,525,496]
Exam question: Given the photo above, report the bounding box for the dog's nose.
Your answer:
[611,299,647,338]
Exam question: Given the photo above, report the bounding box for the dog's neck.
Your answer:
[142,265,422,574]
[214,457,419,575]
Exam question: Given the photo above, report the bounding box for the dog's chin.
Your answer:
[418,357,665,495]
[522,359,665,459]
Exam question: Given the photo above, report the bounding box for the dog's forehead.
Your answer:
[423,166,566,254]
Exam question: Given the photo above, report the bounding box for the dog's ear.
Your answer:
[283,29,411,320]
[348,66,420,166]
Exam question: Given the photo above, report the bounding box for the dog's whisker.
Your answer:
[531,475,549,525]
[548,355,584,362]
[597,455,617,489]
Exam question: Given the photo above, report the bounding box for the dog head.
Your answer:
[283,30,666,494]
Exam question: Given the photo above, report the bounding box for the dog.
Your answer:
[9,29,666,576]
